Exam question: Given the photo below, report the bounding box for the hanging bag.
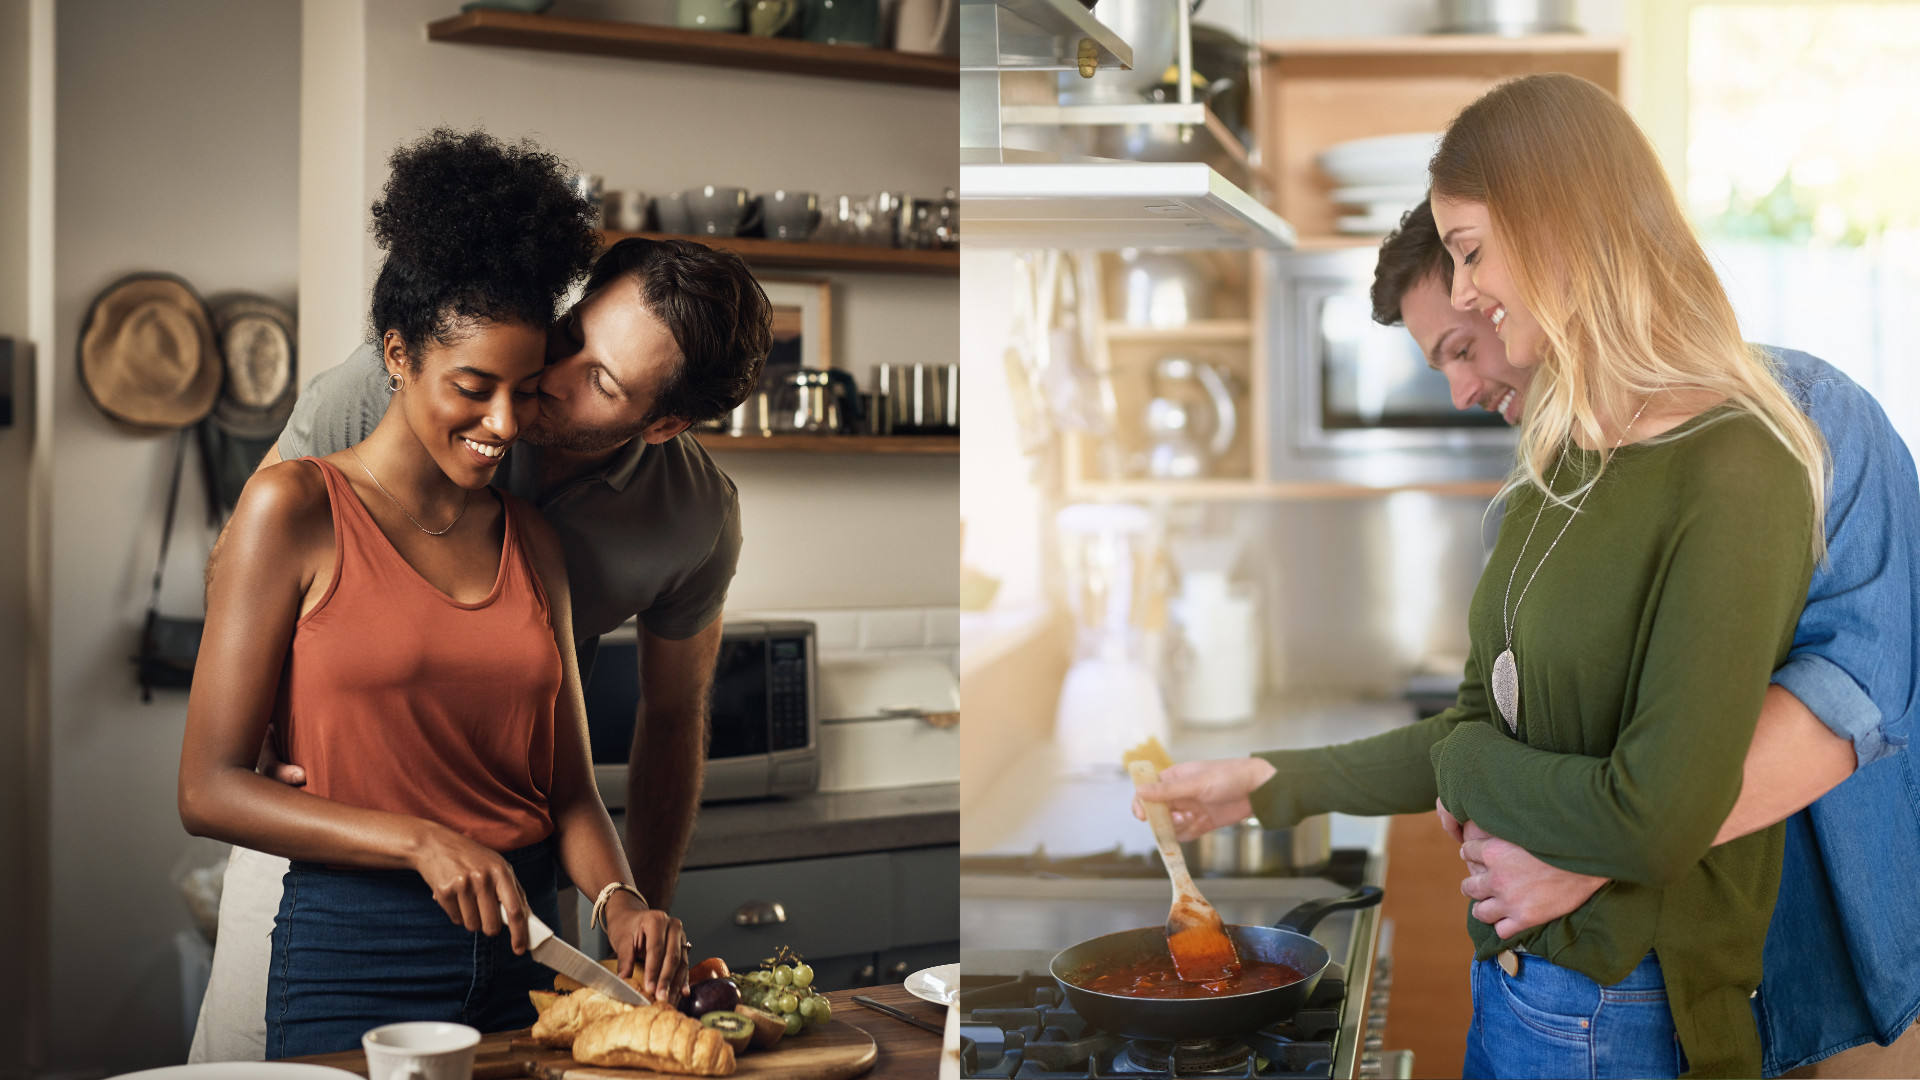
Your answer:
[134,428,205,701]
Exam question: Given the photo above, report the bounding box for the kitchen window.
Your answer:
[1641,1,1920,456]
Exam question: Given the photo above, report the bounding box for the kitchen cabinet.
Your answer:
[672,845,958,992]
[1260,36,1624,247]
[1058,35,1624,503]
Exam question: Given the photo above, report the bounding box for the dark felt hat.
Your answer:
[206,293,297,439]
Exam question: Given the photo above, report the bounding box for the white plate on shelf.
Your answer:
[905,962,961,1007]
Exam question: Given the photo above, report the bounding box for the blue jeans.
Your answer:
[1462,952,1687,1080]
[265,837,561,1057]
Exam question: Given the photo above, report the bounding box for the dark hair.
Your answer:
[369,128,598,367]
[581,238,772,425]
[1369,197,1452,326]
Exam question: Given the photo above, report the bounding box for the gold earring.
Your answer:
[387,372,403,393]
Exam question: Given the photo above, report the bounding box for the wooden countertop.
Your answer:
[281,983,943,1080]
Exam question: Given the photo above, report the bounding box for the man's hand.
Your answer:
[603,893,688,1005]
[256,725,305,786]
[1457,821,1607,940]
[1435,798,1464,844]
[1130,757,1278,842]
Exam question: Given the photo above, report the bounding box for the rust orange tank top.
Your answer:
[278,457,559,852]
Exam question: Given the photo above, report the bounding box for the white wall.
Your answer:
[302,0,960,615]
[0,1,40,1072]
[41,1,300,1070]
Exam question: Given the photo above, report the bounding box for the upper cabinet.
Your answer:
[1259,35,1625,250]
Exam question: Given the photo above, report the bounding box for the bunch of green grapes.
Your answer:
[736,947,834,1036]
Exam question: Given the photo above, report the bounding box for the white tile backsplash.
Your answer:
[859,608,928,650]
[727,605,960,674]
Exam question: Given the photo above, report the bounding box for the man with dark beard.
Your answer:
[190,236,769,1062]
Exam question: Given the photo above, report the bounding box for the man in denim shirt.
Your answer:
[1373,202,1920,1077]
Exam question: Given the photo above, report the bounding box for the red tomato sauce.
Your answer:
[1075,954,1306,999]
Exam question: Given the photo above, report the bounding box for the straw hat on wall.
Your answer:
[77,273,221,430]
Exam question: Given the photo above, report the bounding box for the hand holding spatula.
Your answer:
[1123,737,1243,984]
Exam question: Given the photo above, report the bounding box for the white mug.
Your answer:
[362,1021,481,1080]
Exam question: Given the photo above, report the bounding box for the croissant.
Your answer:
[530,989,637,1048]
[572,1004,737,1077]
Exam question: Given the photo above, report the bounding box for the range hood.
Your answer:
[961,148,1297,249]
[960,0,1296,249]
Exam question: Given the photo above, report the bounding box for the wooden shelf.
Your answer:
[1293,234,1385,251]
[427,10,960,89]
[693,433,958,454]
[1065,478,1504,501]
[1102,320,1253,342]
[601,231,957,276]
[1264,34,1626,58]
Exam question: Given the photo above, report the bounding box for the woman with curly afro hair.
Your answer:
[179,129,663,1054]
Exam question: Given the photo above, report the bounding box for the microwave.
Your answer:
[1266,247,1516,486]
[587,620,819,806]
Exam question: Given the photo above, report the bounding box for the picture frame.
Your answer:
[757,277,832,371]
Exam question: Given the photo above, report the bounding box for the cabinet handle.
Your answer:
[888,961,910,979]
[732,900,788,927]
[856,964,877,984]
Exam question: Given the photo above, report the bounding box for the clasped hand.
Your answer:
[1436,798,1606,940]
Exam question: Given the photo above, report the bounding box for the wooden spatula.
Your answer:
[1123,737,1242,984]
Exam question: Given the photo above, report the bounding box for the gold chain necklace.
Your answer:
[348,446,469,537]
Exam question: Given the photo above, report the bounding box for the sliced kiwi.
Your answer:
[701,1011,755,1052]
[734,1005,787,1050]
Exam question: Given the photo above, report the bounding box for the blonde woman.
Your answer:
[1138,74,1824,1079]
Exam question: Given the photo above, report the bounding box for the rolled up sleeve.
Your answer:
[1772,652,1892,768]
[1771,351,1920,769]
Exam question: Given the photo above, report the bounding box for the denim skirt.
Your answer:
[1462,951,1687,1080]
[264,837,561,1058]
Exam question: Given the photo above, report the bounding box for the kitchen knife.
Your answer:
[510,905,649,1007]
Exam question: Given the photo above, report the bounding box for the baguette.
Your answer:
[530,989,637,1049]
[573,1004,737,1077]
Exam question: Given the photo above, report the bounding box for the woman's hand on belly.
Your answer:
[410,822,533,953]
[1458,822,1609,939]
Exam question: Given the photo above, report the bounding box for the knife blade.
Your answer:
[511,906,648,1007]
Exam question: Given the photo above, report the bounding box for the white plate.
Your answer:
[905,962,961,1007]
[113,1065,359,1080]
[1329,185,1428,207]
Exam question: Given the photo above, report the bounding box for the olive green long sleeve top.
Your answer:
[1248,410,1814,1079]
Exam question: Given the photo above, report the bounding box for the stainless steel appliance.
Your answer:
[587,619,818,805]
[959,849,1385,1078]
[1267,247,1515,486]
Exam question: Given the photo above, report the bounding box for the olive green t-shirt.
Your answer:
[277,343,741,675]
[1249,409,1815,1079]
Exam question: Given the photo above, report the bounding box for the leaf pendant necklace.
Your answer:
[1495,401,1647,733]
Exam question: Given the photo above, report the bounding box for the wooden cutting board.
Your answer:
[517,1019,877,1080]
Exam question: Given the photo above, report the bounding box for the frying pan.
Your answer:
[1049,886,1383,1041]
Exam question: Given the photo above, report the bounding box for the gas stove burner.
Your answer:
[1118,1038,1253,1074]
[958,971,1348,1078]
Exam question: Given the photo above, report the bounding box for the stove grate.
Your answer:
[958,971,1347,1079]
